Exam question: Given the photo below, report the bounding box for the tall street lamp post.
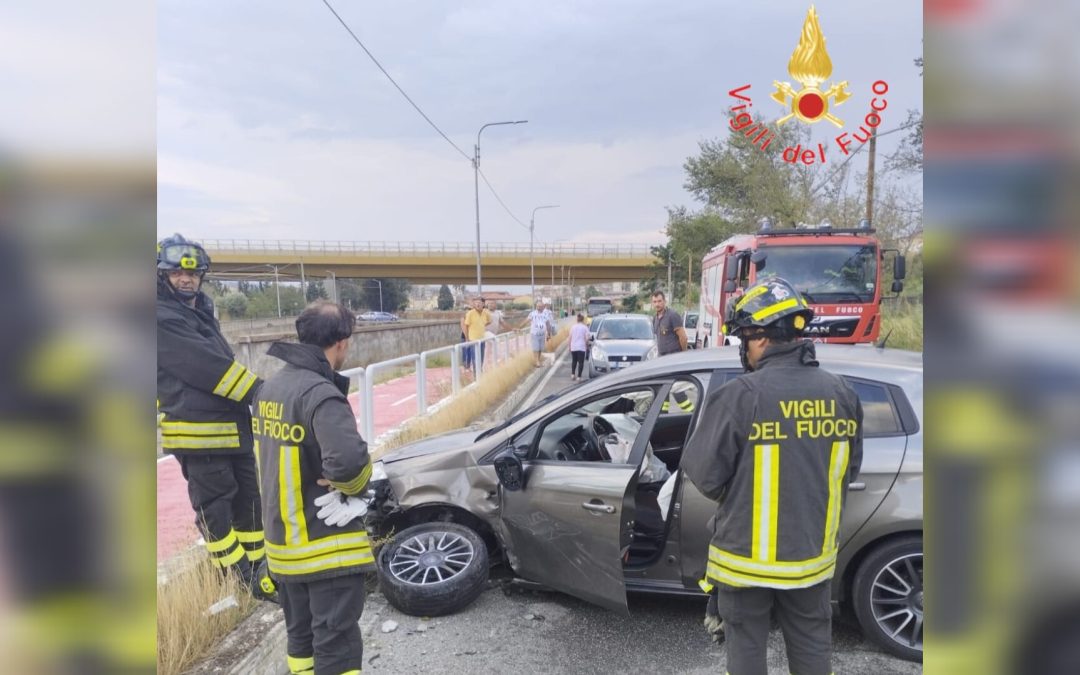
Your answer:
[473,119,527,296]
[529,204,559,301]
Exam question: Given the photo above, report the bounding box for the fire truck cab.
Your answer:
[697,221,907,346]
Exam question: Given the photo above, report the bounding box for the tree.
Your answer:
[620,294,641,312]
[683,114,816,230]
[887,56,924,174]
[585,285,600,299]
[306,280,328,302]
[437,284,455,310]
[220,292,248,319]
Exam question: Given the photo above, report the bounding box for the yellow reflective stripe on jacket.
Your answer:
[213,361,246,398]
[709,545,836,577]
[205,529,238,553]
[328,462,373,496]
[822,440,850,555]
[160,421,238,436]
[751,298,799,322]
[287,655,314,674]
[266,532,372,561]
[751,444,780,562]
[279,445,308,546]
[706,559,835,589]
[161,435,241,449]
[268,549,375,577]
[229,370,258,402]
[735,284,770,311]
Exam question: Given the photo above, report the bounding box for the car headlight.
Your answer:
[592,345,607,361]
[645,345,658,360]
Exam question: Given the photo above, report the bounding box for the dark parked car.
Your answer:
[363,346,923,661]
[358,311,399,322]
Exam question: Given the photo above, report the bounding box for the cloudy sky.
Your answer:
[158,0,922,247]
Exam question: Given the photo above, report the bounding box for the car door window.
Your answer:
[529,387,657,464]
[845,378,903,436]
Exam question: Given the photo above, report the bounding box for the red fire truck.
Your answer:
[696,222,907,346]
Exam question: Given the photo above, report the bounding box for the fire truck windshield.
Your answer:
[759,244,878,304]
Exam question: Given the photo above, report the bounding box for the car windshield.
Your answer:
[474,387,573,440]
[597,319,652,340]
[759,244,878,304]
[685,314,698,329]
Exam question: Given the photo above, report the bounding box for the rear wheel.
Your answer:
[851,536,923,661]
[376,522,488,617]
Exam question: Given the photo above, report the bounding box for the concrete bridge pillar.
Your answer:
[326,271,339,304]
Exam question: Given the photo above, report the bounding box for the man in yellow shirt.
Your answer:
[460,296,491,374]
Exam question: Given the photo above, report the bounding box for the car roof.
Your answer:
[596,313,649,321]
[576,343,921,389]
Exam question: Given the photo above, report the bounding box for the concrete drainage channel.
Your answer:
[186,341,568,674]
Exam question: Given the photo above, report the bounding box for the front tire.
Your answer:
[376,522,489,617]
[851,535,923,662]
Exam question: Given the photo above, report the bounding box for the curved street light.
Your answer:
[473,119,528,295]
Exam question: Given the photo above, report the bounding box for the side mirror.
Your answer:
[891,280,904,294]
[750,250,768,272]
[723,257,738,281]
[494,454,525,491]
[893,254,907,280]
[722,279,737,293]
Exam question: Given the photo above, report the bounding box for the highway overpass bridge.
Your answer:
[201,239,658,286]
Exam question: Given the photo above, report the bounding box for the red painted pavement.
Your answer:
[157,341,524,563]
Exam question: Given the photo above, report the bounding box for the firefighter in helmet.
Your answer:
[156,234,275,600]
[681,276,864,675]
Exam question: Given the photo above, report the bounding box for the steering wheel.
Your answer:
[584,413,617,461]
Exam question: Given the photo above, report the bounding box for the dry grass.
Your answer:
[157,554,255,675]
[879,300,923,352]
[374,348,539,457]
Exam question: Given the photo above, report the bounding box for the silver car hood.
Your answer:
[593,339,654,356]
[381,428,481,464]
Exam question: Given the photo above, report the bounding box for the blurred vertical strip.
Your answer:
[925,0,1080,673]
[0,1,156,672]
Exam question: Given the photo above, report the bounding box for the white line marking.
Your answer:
[517,348,569,412]
[390,393,417,407]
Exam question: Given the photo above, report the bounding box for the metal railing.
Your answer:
[340,329,530,444]
[200,238,655,258]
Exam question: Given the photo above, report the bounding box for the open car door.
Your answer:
[499,462,636,614]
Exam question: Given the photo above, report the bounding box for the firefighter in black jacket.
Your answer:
[156,234,272,597]
[681,277,863,675]
[253,301,374,675]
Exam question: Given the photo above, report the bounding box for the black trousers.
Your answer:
[716,580,832,675]
[175,453,263,568]
[279,573,366,675]
[570,350,585,377]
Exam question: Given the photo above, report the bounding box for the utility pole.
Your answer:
[667,250,673,300]
[865,124,878,225]
[273,265,282,318]
[687,254,693,311]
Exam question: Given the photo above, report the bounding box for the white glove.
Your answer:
[323,495,369,527]
[315,489,346,523]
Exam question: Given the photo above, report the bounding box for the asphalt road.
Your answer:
[357,345,921,674]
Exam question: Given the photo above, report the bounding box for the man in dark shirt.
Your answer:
[651,290,687,355]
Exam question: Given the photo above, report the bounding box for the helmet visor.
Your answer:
[158,243,210,271]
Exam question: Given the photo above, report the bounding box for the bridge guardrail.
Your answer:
[200,239,654,258]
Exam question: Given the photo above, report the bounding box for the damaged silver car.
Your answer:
[363,346,923,661]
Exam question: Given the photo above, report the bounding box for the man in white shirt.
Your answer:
[520,300,552,367]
